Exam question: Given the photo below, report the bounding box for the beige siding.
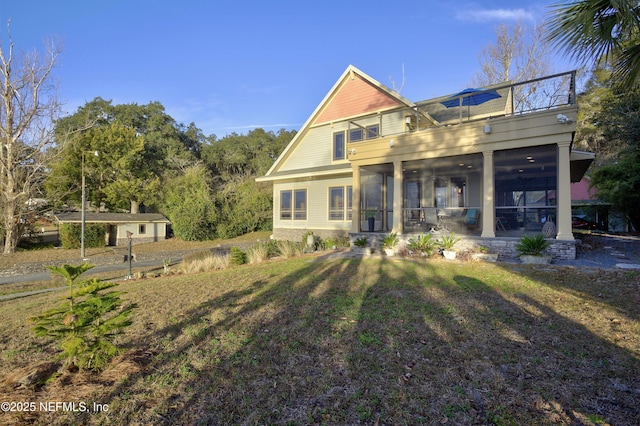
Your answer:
[279,110,410,172]
[273,176,353,232]
[279,124,337,171]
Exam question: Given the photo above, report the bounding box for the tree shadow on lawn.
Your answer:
[63,256,640,425]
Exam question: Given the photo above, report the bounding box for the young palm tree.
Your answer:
[546,0,640,90]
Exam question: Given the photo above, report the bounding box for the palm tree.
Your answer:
[546,0,640,90]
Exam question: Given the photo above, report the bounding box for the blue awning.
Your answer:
[441,88,501,108]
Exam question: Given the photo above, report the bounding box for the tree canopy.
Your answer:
[46,96,296,241]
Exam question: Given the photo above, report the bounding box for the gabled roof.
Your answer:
[55,212,170,224]
[261,65,419,178]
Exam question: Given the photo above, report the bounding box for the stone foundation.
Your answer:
[348,233,576,261]
[272,228,350,242]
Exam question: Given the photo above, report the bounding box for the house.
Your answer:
[257,65,594,259]
[54,212,170,246]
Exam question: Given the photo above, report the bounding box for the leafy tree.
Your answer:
[546,0,640,90]
[162,165,217,240]
[49,98,200,212]
[577,68,640,229]
[0,25,63,253]
[46,122,160,213]
[573,65,635,166]
[215,176,273,238]
[202,128,295,179]
[590,145,640,231]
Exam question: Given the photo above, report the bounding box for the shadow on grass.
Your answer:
[62,255,640,425]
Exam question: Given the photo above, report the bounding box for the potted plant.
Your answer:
[439,233,460,260]
[381,232,399,256]
[515,234,551,264]
[471,245,498,262]
[365,208,377,232]
[407,233,438,257]
[352,236,372,255]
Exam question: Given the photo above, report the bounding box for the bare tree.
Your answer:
[0,23,62,254]
[472,20,556,112]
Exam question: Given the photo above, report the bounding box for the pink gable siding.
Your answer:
[314,73,403,125]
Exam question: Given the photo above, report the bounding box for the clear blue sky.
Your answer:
[0,0,574,138]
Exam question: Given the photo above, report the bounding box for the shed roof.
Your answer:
[54,212,170,224]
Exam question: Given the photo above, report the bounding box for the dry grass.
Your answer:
[179,251,231,274]
[0,231,272,268]
[0,255,639,425]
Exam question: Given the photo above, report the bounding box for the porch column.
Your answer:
[351,165,361,233]
[481,150,496,238]
[393,160,403,234]
[555,141,575,241]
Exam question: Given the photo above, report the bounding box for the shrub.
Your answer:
[438,233,461,251]
[59,223,106,249]
[515,234,550,256]
[180,251,230,273]
[163,165,217,241]
[247,242,270,264]
[277,240,303,258]
[382,232,399,250]
[407,233,438,256]
[323,234,351,249]
[353,236,368,247]
[230,247,247,265]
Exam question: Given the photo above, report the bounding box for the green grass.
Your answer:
[0,255,639,425]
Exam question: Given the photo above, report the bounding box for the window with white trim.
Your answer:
[294,189,307,220]
[328,185,352,221]
[333,132,345,161]
[280,190,292,220]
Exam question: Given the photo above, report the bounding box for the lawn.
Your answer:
[0,253,639,425]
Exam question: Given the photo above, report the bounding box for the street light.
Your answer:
[81,150,99,259]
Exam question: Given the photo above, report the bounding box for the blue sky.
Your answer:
[0,0,574,138]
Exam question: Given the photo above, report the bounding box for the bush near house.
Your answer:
[59,223,106,249]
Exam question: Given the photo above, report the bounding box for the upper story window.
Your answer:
[350,128,364,142]
[333,131,345,161]
[349,124,379,142]
[367,124,379,139]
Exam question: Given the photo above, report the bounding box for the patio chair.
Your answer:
[460,209,480,229]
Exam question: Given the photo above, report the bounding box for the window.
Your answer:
[280,190,292,220]
[138,224,146,234]
[366,124,379,139]
[350,128,363,142]
[281,189,307,220]
[329,186,353,221]
[333,132,345,161]
[349,124,379,142]
[329,187,344,220]
[294,189,307,220]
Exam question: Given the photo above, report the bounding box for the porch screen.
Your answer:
[494,145,558,232]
